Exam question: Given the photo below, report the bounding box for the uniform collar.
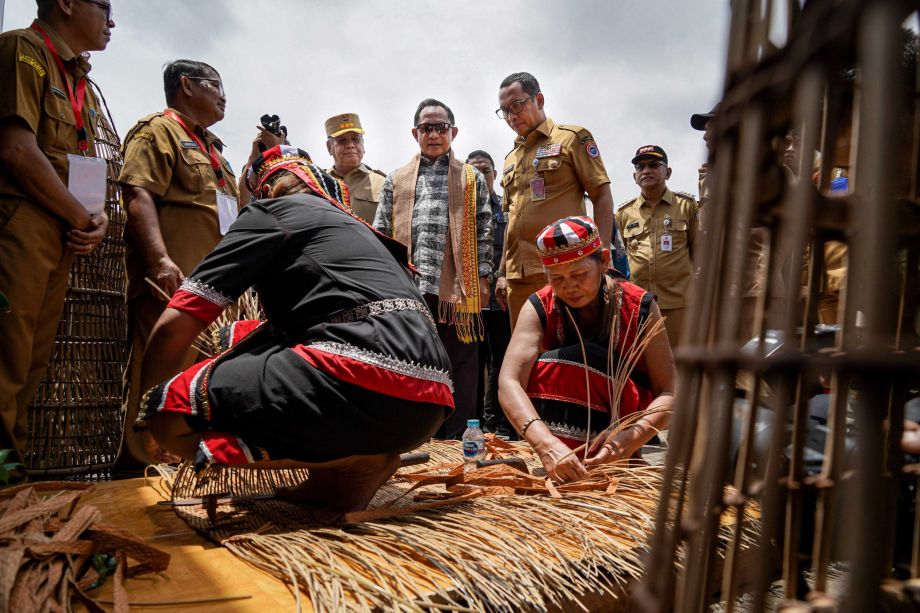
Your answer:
[515,117,555,146]
[636,187,675,208]
[166,107,225,148]
[32,19,91,77]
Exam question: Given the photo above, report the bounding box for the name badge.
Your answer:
[50,85,67,100]
[661,234,673,252]
[67,154,107,215]
[216,191,239,235]
[180,140,199,149]
[530,177,545,201]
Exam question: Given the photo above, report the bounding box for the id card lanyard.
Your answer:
[164,110,227,189]
[165,110,237,234]
[30,23,89,153]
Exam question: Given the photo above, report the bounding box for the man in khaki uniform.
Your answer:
[0,0,113,462]
[495,72,614,327]
[617,146,699,347]
[118,59,238,465]
[324,113,385,224]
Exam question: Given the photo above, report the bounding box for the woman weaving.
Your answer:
[499,216,675,483]
[136,145,453,512]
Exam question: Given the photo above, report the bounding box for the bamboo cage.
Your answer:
[636,0,920,611]
[25,82,127,478]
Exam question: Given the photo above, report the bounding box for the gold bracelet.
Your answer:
[521,416,543,436]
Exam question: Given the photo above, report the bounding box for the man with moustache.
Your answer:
[374,99,492,439]
[616,145,699,347]
[0,0,114,462]
[495,71,614,327]
[118,59,239,465]
[324,112,386,224]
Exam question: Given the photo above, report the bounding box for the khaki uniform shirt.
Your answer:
[0,20,100,222]
[119,109,238,300]
[501,117,610,278]
[328,163,385,224]
[617,188,699,310]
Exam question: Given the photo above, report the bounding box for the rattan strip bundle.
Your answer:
[25,90,127,476]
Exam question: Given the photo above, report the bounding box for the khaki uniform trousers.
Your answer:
[0,200,73,462]
[660,307,686,349]
[507,274,548,329]
[121,294,202,466]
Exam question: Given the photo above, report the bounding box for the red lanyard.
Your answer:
[30,22,89,152]
[164,110,226,188]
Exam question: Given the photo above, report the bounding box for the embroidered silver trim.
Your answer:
[188,364,207,417]
[545,420,602,442]
[154,372,182,415]
[538,358,607,379]
[198,439,215,463]
[180,278,234,309]
[326,298,435,329]
[306,341,453,393]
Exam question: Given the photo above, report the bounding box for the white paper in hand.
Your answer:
[216,191,239,235]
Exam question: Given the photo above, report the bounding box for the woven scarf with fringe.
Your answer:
[391,151,482,343]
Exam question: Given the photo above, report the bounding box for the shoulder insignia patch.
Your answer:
[18,54,45,78]
[585,139,600,158]
[134,132,154,142]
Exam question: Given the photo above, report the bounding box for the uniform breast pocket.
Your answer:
[623,225,649,253]
[178,147,215,194]
[500,170,515,206]
[667,219,689,250]
[41,93,75,150]
[535,157,564,191]
[353,185,376,203]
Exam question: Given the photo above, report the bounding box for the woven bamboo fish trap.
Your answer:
[25,83,127,478]
[154,438,760,612]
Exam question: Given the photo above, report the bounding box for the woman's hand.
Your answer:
[537,436,588,483]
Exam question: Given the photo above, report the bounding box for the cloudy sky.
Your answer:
[2,0,730,204]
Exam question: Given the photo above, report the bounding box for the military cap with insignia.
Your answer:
[325,112,365,138]
[631,145,668,165]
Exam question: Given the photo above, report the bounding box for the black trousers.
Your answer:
[479,308,514,437]
[425,294,479,439]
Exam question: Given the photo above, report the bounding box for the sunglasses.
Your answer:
[634,161,666,170]
[416,123,452,135]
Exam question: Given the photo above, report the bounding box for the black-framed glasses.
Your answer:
[80,0,113,21]
[634,161,666,171]
[416,122,452,135]
[495,95,536,119]
[185,76,226,97]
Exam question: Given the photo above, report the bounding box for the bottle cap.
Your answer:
[467,419,480,428]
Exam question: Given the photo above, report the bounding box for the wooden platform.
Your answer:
[81,477,299,611]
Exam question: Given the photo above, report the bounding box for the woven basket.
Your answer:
[25,94,127,477]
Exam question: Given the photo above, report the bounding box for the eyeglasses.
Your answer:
[80,0,113,21]
[634,161,666,171]
[495,95,536,119]
[186,76,225,97]
[332,133,364,145]
[416,123,452,135]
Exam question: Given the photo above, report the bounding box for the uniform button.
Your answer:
[630,239,639,250]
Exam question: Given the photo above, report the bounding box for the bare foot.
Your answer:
[276,453,400,512]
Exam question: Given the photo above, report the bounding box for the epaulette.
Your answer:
[369,167,386,178]
[674,190,700,205]
[555,123,588,135]
[122,112,164,147]
[618,198,639,210]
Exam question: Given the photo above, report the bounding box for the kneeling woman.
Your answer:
[138,146,453,511]
[499,216,675,483]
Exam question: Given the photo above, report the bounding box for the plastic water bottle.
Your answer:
[462,419,486,469]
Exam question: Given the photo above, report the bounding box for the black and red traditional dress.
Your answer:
[139,191,453,468]
[525,274,656,451]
